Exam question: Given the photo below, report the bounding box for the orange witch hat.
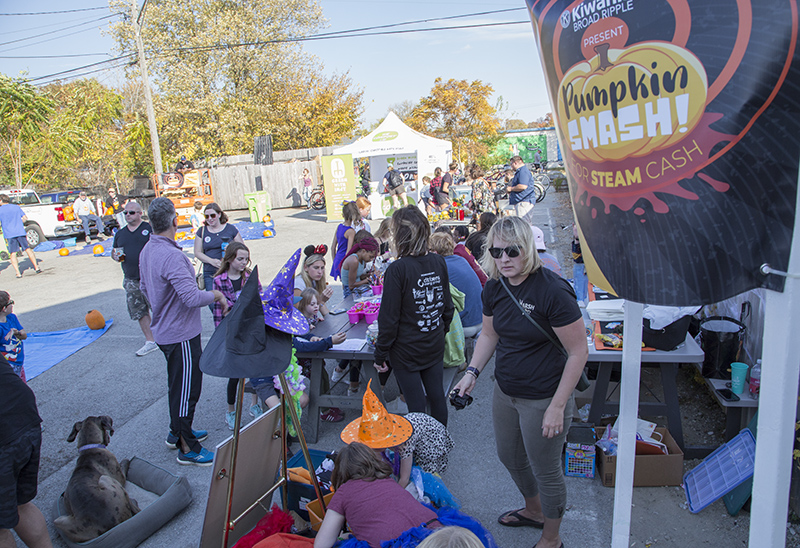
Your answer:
[340,380,413,449]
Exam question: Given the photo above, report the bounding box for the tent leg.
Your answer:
[611,301,643,548]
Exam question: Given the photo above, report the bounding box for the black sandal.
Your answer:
[497,509,544,528]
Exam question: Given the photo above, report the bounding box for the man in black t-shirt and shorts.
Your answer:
[0,355,52,548]
[111,201,158,357]
[382,164,408,210]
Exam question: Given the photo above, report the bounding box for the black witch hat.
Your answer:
[199,265,292,378]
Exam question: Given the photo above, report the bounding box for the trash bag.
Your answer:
[699,316,746,379]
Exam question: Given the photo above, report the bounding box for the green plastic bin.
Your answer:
[244,191,272,222]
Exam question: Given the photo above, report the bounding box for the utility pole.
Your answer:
[129,0,163,176]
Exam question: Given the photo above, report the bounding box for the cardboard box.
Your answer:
[595,426,684,487]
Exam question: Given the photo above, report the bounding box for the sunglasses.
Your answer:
[488,245,521,259]
[123,210,138,215]
[204,212,217,219]
[4,300,13,307]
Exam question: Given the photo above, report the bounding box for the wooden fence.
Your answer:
[209,160,320,211]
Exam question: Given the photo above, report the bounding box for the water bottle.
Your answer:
[749,359,761,399]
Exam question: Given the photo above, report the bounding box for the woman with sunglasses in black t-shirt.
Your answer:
[451,216,587,548]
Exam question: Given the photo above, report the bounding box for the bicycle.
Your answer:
[309,185,326,210]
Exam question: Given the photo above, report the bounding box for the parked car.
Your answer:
[0,188,109,248]
[39,189,87,205]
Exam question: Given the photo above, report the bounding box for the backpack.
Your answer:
[388,170,404,189]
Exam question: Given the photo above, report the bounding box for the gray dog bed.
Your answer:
[52,456,192,548]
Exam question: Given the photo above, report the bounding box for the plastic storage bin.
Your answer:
[244,191,272,222]
[286,449,332,520]
[683,428,756,513]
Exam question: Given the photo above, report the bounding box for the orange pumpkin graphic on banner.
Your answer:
[557,40,708,163]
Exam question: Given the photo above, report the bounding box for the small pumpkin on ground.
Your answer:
[85,310,105,330]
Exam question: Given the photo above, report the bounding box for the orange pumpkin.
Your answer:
[93,244,105,255]
[85,310,105,330]
[59,248,69,256]
[262,214,271,223]
[263,229,274,237]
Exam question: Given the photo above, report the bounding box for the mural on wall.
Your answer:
[528,0,800,305]
[493,135,549,164]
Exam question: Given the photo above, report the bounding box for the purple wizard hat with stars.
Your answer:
[261,249,310,335]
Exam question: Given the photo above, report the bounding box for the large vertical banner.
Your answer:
[321,154,357,222]
[527,0,800,305]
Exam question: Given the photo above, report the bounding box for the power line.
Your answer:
[0,53,111,59]
[0,13,120,47]
[0,6,108,16]
[0,19,122,54]
[0,12,108,36]
[27,54,135,82]
[314,7,523,37]
[34,61,132,87]
[166,20,527,55]
[25,9,527,83]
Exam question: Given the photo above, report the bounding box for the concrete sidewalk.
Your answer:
[12,199,751,547]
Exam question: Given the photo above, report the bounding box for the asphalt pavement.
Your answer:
[10,196,752,547]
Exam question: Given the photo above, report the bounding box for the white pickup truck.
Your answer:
[0,188,86,248]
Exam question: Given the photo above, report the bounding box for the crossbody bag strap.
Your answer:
[499,276,568,358]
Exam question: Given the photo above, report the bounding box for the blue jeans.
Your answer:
[573,263,588,303]
[79,214,103,239]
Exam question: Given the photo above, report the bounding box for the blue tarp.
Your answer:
[24,319,113,380]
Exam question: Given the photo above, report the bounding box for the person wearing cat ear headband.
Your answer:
[294,244,333,315]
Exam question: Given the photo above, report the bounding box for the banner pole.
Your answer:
[611,301,644,547]
[749,167,800,547]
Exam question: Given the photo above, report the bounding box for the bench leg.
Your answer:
[660,363,685,450]
[306,358,324,443]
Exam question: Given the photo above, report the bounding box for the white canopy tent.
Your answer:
[334,112,452,217]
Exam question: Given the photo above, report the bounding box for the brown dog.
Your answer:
[53,416,140,542]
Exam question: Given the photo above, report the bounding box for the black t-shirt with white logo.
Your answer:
[374,253,454,371]
[482,268,581,399]
[112,222,152,280]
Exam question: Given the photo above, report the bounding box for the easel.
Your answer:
[203,374,328,548]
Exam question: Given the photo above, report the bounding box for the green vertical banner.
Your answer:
[321,154,357,222]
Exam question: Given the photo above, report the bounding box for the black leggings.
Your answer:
[227,378,238,406]
[393,363,448,426]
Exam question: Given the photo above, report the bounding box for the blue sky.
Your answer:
[0,1,553,127]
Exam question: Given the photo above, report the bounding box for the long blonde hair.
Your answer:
[300,246,327,295]
[479,216,542,280]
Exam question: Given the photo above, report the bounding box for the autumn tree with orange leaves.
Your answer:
[407,78,500,165]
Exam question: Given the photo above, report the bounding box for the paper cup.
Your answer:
[730,362,749,394]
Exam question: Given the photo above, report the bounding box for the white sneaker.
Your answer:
[136,340,159,356]
[331,367,347,383]
[225,411,236,430]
